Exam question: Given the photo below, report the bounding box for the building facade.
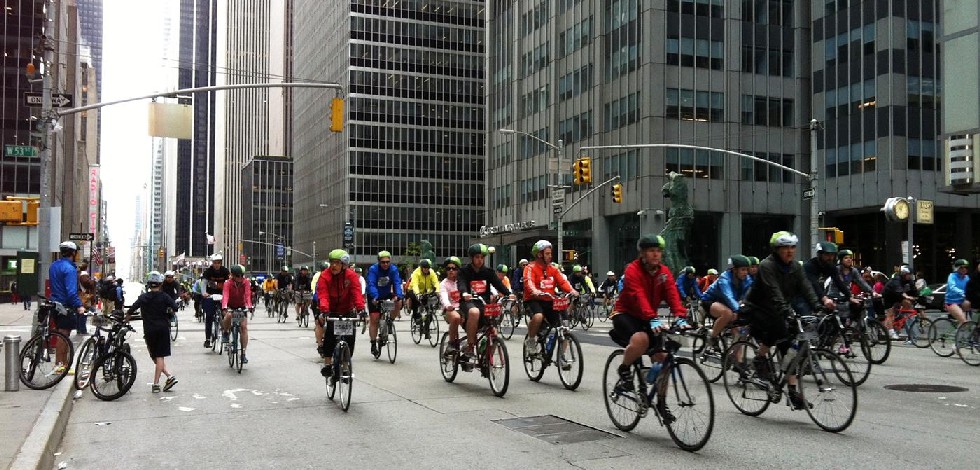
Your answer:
[241,155,293,274]
[292,0,486,266]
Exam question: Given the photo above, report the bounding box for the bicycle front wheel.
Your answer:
[438,332,459,382]
[486,337,509,397]
[557,333,584,391]
[90,351,138,401]
[863,320,891,364]
[522,335,546,382]
[602,349,645,432]
[338,343,353,411]
[834,327,872,386]
[662,357,715,452]
[386,321,398,364]
[19,331,74,390]
[582,304,595,331]
[170,315,179,341]
[410,316,423,344]
[499,309,516,340]
[928,318,957,357]
[955,321,980,366]
[796,349,857,433]
[721,340,770,417]
[912,317,932,348]
[690,334,727,383]
[73,337,98,390]
[427,313,440,348]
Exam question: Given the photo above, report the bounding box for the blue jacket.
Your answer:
[945,272,969,304]
[366,263,403,301]
[701,270,752,313]
[49,257,82,309]
[675,274,703,299]
[511,268,525,294]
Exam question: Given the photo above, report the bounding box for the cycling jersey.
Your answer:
[523,261,573,301]
[675,274,703,299]
[584,276,596,294]
[439,277,461,310]
[275,273,293,290]
[569,273,588,294]
[221,278,253,310]
[700,269,752,313]
[317,268,365,313]
[366,263,403,301]
[201,266,230,295]
[830,265,873,298]
[698,275,717,293]
[803,258,849,300]
[409,267,440,295]
[293,274,313,292]
[945,271,969,304]
[614,259,686,321]
[743,254,820,318]
[262,279,277,293]
[458,264,510,302]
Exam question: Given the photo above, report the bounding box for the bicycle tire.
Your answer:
[170,315,178,341]
[338,342,353,411]
[863,320,891,364]
[411,316,423,344]
[912,317,932,348]
[211,319,220,353]
[602,349,645,432]
[833,327,871,386]
[438,332,459,382]
[486,337,509,397]
[796,349,857,433]
[326,347,338,400]
[227,331,237,369]
[386,320,397,364]
[928,317,957,357]
[427,312,440,348]
[19,330,74,390]
[267,299,274,317]
[90,351,138,401]
[237,346,245,374]
[581,304,594,331]
[599,302,610,322]
[721,340,770,417]
[557,333,584,391]
[73,336,98,390]
[522,334,546,382]
[955,321,980,366]
[662,357,715,452]
[690,334,727,384]
[500,309,516,340]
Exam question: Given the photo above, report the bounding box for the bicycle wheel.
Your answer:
[955,321,980,366]
[486,337,509,397]
[211,319,220,353]
[690,334,727,384]
[19,331,74,390]
[833,327,871,386]
[386,320,398,364]
[912,317,932,348]
[661,357,715,452]
[721,340,770,417]
[90,351,138,401]
[499,310,515,340]
[267,299,274,317]
[581,304,595,331]
[227,332,237,369]
[522,335,546,382]
[326,346,338,400]
[796,349,857,433]
[170,315,179,341]
[602,349,645,432]
[410,316,422,344]
[73,337,98,390]
[557,333,584,391]
[438,333,459,382]
[427,312,440,348]
[338,343,353,412]
[238,346,245,374]
[928,317,957,357]
[599,302,610,322]
[863,320,891,365]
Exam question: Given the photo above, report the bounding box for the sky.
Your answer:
[100,0,172,279]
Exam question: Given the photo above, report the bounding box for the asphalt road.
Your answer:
[54,306,979,469]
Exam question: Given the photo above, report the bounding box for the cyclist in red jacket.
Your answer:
[316,249,366,377]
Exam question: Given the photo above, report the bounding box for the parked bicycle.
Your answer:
[74,312,113,390]
[410,293,440,348]
[19,297,75,390]
[438,297,510,397]
[88,313,139,401]
[603,326,715,451]
[522,294,583,390]
[323,314,363,412]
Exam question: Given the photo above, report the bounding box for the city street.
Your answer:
[55,305,978,469]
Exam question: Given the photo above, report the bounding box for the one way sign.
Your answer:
[24,92,74,108]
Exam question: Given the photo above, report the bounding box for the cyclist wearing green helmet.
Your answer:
[747,256,760,278]
[453,243,512,357]
[609,233,688,416]
[408,259,440,338]
[803,241,849,316]
[741,231,827,410]
[944,259,972,327]
[220,263,254,364]
[315,249,366,378]
[366,250,404,357]
[699,255,753,354]
[494,264,513,294]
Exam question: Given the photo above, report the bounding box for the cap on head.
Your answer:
[682,266,695,275]
[231,265,245,276]
[707,268,719,276]
[606,271,615,276]
[496,264,508,273]
[837,249,854,260]
[80,270,90,277]
[377,250,392,260]
[954,258,970,268]
[899,265,911,275]
[59,241,78,252]
[467,243,489,257]
[572,265,582,273]
[519,259,529,265]
[815,242,838,254]
[147,271,164,284]
[211,253,223,261]
[444,256,461,267]
[328,249,351,265]
[164,270,175,277]
[748,256,760,266]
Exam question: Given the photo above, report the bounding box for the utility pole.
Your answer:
[809,119,822,255]
[35,1,56,296]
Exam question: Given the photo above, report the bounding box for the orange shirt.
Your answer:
[523,261,573,301]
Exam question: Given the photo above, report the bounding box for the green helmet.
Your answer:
[231,264,245,276]
[444,256,461,267]
[496,264,508,273]
[748,256,760,266]
[467,243,488,257]
[681,266,695,275]
[815,242,838,254]
[531,240,553,257]
[329,249,351,265]
[377,250,391,259]
[729,255,751,268]
[954,258,970,268]
[419,259,432,268]
[769,231,798,249]
[572,265,582,273]
[354,266,363,274]
[838,249,854,260]
[637,234,666,251]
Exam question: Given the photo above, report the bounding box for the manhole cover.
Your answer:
[884,384,969,393]
[494,415,619,445]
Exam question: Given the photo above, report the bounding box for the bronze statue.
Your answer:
[660,172,692,273]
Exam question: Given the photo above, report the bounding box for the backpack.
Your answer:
[100,281,117,301]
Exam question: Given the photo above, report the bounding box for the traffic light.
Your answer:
[26,200,38,225]
[579,157,592,184]
[611,183,623,203]
[564,250,578,261]
[330,97,344,132]
[572,159,583,185]
[819,227,844,244]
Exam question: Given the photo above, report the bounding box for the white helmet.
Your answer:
[146,271,165,284]
[211,253,223,261]
[164,270,176,277]
[519,259,529,265]
[531,240,552,257]
[59,241,78,251]
[606,271,615,276]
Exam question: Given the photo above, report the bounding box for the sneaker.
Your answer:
[163,376,178,392]
[888,329,900,340]
[51,364,67,376]
[444,340,458,357]
[320,365,332,377]
[674,318,691,330]
[615,367,634,393]
[203,340,211,348]
[317,344,329,358]
[524,336,539,354]
[788,390,812,410]
[752,356,772,382]
[903,340,914,345]
[370,341,379,357]
[241,354,248,364]
[837,345,850,355]
[656,401,676,425]
[221,333,229,344]
[152,384,161,393]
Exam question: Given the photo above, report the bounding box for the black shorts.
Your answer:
[609,313,664,351]
[144,328,172,358]
[322,314,357,355]
[53,312,77,331]
[460,300,489,328]
[526,299,560,328]
[740,306,789,348]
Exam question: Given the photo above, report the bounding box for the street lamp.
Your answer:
[497,129,566,253]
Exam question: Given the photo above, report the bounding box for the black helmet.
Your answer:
[729,255,751,268]
[467,243,488,257]
[636,234,666,251]
[419,259,432,268]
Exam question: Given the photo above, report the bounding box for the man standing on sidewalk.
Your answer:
[49,241,85,371]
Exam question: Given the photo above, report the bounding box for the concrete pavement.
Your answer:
[51,304,979,469]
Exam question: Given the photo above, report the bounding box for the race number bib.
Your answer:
[334,320,354,336]
[449,291,461,303]
[470,280,488,294]
[539,278,554,290]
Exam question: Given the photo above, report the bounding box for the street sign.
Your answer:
[276,244,285,258]
[68,232,94,241]
[552,188,565,204]
[802,188,814,200]
[916,200,934,224]
[24,92,74,108]
[4,145,38,157]
[553,205,563,214]
[343,222,354,244]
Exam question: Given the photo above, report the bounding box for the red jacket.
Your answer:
[317,268,365,314]
[614,259,687,321]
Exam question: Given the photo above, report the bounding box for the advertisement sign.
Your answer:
[88,166,100,237]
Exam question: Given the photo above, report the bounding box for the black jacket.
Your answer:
[128,290,178,331]
[803,257,849,300]
[458,264,510,303]
[964,270,980,305]
[744,254,820,317]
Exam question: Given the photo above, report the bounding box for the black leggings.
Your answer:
[743,307,790,350]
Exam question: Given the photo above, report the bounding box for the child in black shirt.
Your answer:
[126,271,179,393]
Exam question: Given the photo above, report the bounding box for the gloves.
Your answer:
[649,318,663,331]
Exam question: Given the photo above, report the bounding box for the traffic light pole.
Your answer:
[557,175,621,260]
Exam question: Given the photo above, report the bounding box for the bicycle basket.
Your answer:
[552,297,570,311]
[484,303,502,318]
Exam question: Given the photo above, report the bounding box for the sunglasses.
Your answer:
[379,260,391,264]
[446,267,459,271]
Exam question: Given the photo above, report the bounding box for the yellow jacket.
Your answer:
[410,267,440,295]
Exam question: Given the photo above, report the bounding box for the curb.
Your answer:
[8,380,75,470]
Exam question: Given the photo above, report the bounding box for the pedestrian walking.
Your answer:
[10,280,19,304]
[126,271,179,393]
[77,271,97,334]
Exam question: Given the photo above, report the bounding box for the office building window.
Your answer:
[908,139,938,171]
[558,16,593,57]
[825,141,876,177]
[740,152,796,183]
[558,64,594,101]
[908,76,940,109]
[666,148,725,180]
[741,0,792,26]
[521,43,550,77]
[907,20,935,52]
[560,0,585,13]
[559,111,593,143]
[668,36,724,70]
[604,150,640,181]
[741,94,793,127]
[519,86,550,118]
[520,128,551,159]
[668,0,724,18]
[605,93,640,130]
[825,80,875,119]
[605,0,640,81]
[741,45,792,77]
[521,1,550,36]
[666,88,724,122]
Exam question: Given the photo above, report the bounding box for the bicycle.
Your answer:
[374,299,397,363]
[954,319,980,366]
[88,314,139,401]
[929,311,969,358]
[276,290,290,323]
[295,291,313,328]
[814,300,871,387]
[846,295,892,365]
[603,325,715,451]
[209,294,223,354]
[169,307,179,341]
[721,313,858,433]
[19,298,75,390]
[569,293,595,331]
[438,297,510,397]
[498,297,522,341]
[599,290,616,322]
[410,293,440,348]
[323,314,363,411]
[687,307,736,384]
[890,304,931,349]
[522,294,583,390]
[225,308,250,373]
[74,312,112,390]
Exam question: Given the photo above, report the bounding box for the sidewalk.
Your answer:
[0,302,77,470]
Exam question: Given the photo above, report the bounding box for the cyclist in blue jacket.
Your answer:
[675,266,703,302]
[366,250,403,357]
[945,259,971,327]
[700,255,753,354]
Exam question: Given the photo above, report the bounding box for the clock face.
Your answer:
[894,199,909,220]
